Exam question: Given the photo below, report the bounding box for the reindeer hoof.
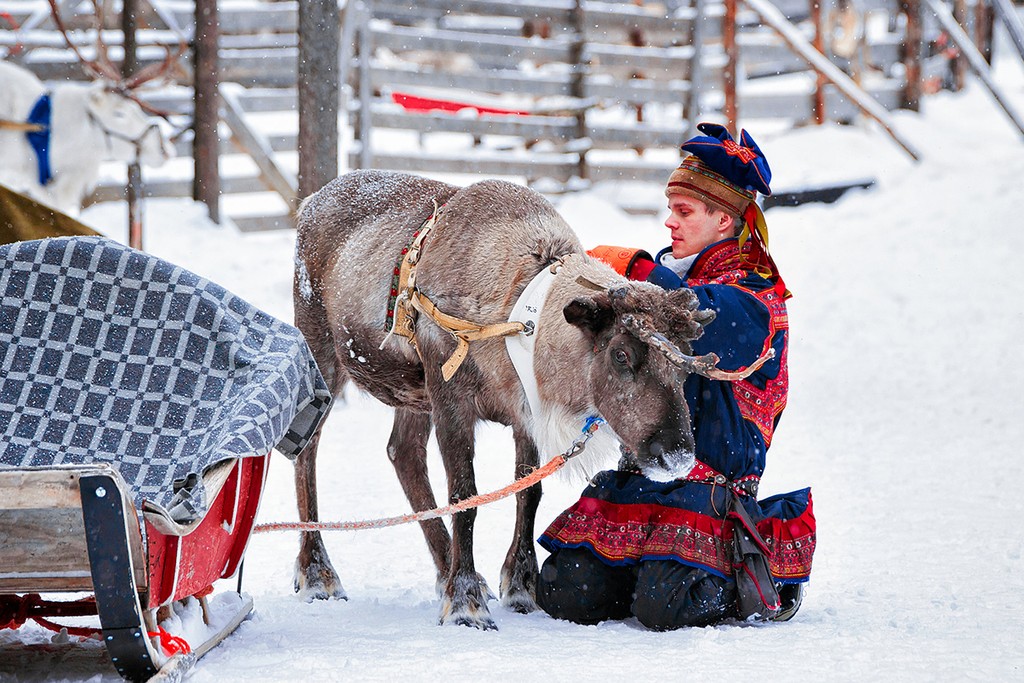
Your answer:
[439,573,497,631]
[293,558,347,602]
[501,589,539,615]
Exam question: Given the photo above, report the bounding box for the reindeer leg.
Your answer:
[293,428,347,601]
[500,427,542,614]
[387,408,451,594]
[432,399,496,631]
[292,282,347,601]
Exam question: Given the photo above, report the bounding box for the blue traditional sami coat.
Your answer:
[540,237,815,585]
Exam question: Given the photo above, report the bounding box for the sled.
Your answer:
[0,455,267,681]
[0,236,331,681]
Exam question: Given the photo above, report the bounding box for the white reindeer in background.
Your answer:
[0,0,180,215]
[0,60,174,215]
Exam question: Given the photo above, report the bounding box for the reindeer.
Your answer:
[0,61,173,215]
[293,170,753,630]
[0,0,179,215]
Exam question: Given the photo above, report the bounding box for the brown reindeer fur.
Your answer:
[293,170,712,630]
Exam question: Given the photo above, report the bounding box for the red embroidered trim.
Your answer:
[543,495,817,580]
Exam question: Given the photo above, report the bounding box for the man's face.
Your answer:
[664,194,733,259]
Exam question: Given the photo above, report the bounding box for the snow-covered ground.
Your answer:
[3,44,1024,683]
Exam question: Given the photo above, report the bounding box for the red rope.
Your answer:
[254,454,568,534]
[148,626,192,656]
[0,594,101,638]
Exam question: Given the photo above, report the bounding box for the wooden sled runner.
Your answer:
[0,456,266,681]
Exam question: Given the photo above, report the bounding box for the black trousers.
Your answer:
[537,548,737,629]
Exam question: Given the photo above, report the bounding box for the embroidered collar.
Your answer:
[504,261,560,422]
[657,238,754,282]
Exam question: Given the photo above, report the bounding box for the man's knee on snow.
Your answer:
[537,548,633,624]
[632,561,736,630]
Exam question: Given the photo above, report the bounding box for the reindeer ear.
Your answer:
[564,296,614,340]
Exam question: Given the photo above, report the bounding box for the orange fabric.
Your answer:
[587,245,652,279]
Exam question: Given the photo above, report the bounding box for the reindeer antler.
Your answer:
[47,0,121,81]
[47,0,186,120]
[620,314,775,381]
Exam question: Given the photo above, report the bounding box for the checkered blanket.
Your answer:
[0,237,331,522]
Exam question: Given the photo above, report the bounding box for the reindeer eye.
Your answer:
[612,348,629,366]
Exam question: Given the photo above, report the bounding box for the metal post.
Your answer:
[193,0,220,223]
[298,0,340,199]
[121,0,144,249]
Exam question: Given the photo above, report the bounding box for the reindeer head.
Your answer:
[48,0,180,166]
[564,283,770,481]
[85,81,174,166]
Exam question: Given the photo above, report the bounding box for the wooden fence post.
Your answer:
[723,0,738,134]
[976,0,995,64]
[684,0,706,130]
[298,0,340,200]
[811,0,825,124]
[570,0,587,180]
[356,2,373,171]
[899,0,923,111]
[193,0,220,223]
[121,0,143,249]
[951,0,968,91]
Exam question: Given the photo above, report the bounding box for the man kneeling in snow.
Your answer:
[537,124,815,629]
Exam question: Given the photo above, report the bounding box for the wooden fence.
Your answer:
[0,0,1004,230]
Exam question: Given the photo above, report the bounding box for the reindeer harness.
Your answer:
[383,203,535,381]
[0,93,53,185]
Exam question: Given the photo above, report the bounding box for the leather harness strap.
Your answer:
[0,119,45,132]
[385,203,527,382]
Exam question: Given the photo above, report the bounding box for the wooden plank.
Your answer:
[350,150,580,181]
[372,0,720,35]
[231,214,295,233]
[165,0,300,34]
[925,0,1024,136]
[87,174,274,204]
[742,0,921,160]
[368,63,707,104]
[0,468,84,509]
[220,83,298,208]
[0,508,92,589]
[368,108,691,148]
[990,0,1024,66]
[0,466,147,592]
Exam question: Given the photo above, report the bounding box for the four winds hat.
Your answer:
[667,122,788,298]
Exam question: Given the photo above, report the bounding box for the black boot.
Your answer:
[770,583,805,622]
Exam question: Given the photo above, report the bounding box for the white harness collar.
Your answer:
[505,261,561,423]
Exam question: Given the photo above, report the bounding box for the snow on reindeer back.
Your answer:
[0,236,331,522]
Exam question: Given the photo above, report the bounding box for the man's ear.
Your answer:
[717,210,735,233]
[563,295,614,341]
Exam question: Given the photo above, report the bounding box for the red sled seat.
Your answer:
[0,237,330,681]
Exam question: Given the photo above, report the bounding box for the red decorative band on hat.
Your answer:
[665,155,756,217]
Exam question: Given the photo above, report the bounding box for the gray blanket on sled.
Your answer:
[0,236,331,522]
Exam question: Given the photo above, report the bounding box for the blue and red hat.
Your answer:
[665,122,772,216]
[666,123,788,297]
